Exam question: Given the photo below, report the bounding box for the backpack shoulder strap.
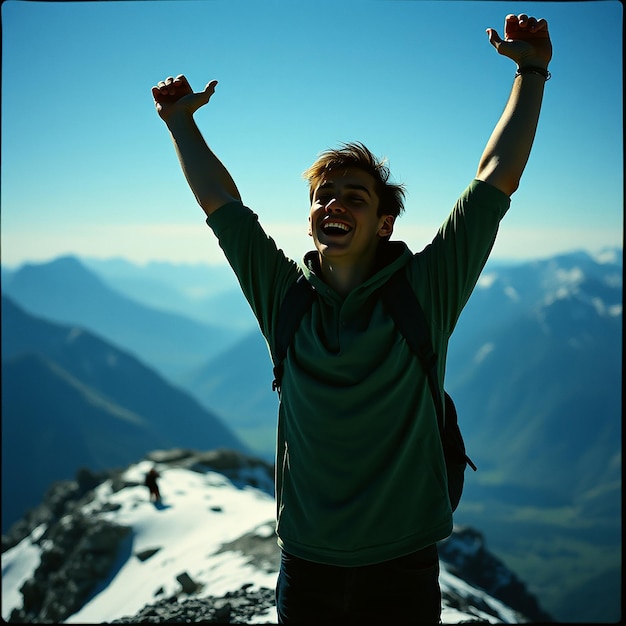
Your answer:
[380,269,446,429]
[382,269,477,472]
[272,275,316,392]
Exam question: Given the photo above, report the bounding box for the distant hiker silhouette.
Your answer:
[145,468,161,502]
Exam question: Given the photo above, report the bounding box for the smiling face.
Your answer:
[308,167,395,270]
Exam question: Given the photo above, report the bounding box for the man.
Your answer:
[144,467,161,502]
[152,13,552,624]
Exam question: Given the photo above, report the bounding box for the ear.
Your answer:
[378,215,395,238]
[308,215,313,237]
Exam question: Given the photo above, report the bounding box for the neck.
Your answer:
[319,256,375,297]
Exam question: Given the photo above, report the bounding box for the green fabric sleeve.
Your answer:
[206,202,299,341]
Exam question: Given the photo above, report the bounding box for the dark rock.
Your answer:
[2,467,116,553]
[76,467,104,492]
[39,544,65,570]
[101,501,123,513]
[176,572,200,594]
[214,600,231,622]
[136,547,161,562]
[84,523,129,552]
[20,578,46,614]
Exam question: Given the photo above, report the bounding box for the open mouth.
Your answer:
[321,221,352,236]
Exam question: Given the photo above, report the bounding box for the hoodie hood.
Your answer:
[299,241,414,302]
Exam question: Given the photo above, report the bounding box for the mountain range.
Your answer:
[1,256,249,382]
[1,248,622,622]
[450,250,622,500]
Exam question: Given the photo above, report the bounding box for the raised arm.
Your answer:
[477,14,553,197]
[152,75,241,216]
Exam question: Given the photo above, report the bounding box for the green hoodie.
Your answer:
[206,179,510,566]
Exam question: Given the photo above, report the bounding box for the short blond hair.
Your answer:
[303,142,406,218]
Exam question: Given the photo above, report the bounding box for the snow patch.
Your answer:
[589,298,621,318]
[63,463,277,624]
[555,266,584,285]
[1,525,46,620]
[440,563,520,624]
[592,248,621,265]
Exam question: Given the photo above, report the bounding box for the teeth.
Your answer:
[323,222,351,232]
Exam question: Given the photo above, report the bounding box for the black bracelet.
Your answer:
[515,66,551,81]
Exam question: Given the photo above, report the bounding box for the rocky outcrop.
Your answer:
[2,467,113,554]
[144,448,275,495]
[4,466,142,623]
[2,449,276,624]
[7,510,131,623]
[438,527,553,622]
[108,585,276,624]
[3,449,552,624]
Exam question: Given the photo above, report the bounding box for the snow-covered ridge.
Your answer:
[2,449,550,624]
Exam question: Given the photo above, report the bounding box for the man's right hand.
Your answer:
[151,75,218,122]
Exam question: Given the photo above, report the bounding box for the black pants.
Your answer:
[276,544,441,624]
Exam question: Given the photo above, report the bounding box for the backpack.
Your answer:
[271,269,476,512]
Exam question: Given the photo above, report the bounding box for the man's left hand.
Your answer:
[487,13,552,69]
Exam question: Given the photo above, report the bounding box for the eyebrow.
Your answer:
[317,182,372,197]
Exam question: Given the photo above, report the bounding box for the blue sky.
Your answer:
[1,0,623,267]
